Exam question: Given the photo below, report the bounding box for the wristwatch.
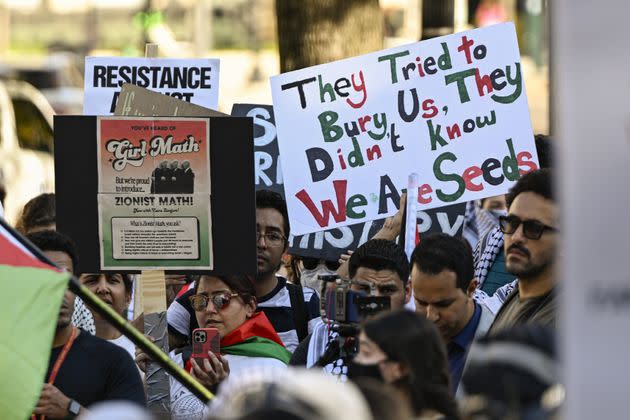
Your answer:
[66,399,81,418]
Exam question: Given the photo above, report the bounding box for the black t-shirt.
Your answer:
[45,330,145,416]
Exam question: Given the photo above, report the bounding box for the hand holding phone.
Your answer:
[190,328,229,388]
[191,328,220,366]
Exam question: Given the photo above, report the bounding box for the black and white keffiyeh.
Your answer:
[472,226,518,312]
[463,201,503,250]
[474,225,504,287]
[71,296,96,335]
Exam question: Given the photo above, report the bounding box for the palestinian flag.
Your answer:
[0,219,70,419]
[221,312,292,364]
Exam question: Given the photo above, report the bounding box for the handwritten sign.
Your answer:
[232,103,466,260]
[271,23,537,236]
[84,57,220,115]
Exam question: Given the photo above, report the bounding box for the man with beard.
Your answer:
[27,231,145,418]
[488,169,558,333]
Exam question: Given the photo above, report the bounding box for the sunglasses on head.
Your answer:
[301,257,340,271]
[189,291,241,312]
[499,215,558,240]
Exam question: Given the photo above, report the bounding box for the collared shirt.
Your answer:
[447,302,482,392]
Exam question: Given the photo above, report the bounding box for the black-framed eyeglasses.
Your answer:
[256,231,286,246]
[301,257,340,271]
[189,292,240,312]
[499,215,558,240]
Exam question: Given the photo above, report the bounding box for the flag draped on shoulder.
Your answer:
[221,312,292,364]
[0,220,70,420]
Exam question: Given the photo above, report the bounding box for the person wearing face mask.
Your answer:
[462,195,508,251]
[297,257,341,294]
[156,274,291,419]
[348,310,460,420]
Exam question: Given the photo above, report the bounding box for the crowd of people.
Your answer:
[7,133,562,420]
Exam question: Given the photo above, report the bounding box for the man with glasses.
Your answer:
[254,190,320,352]
[472,134,553,310]
[488,169,558,333]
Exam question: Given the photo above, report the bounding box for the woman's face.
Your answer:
[194,276,256,338]
[354,331,405,384]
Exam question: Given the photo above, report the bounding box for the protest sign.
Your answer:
[115,83,227,117]
[96,117,212,270]
[271,23,538,236]
[84,57,220,115]
[232,103,466,261]
[55,115,256,275]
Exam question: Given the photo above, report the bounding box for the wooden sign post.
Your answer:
[137,43,170,416]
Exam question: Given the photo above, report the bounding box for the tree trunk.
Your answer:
[275,0,384,73]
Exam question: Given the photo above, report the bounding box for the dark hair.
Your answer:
[462,325,556,407]
[534,134,553,169]
[354,378,412,420]
[348,239,409,285]
[16,193,55,234]
[194,274,257,306]
[256,190,290,239]
[410,233,474,292]
[26,230,78,273]
[363,310,459,419]
[118,274,133,294]
[506,169,553,209]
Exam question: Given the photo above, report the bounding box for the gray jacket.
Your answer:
[455,302,495,397]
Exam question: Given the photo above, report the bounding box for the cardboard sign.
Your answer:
[96,117,213,270]
[55,116,256,275]
[84,57,220,115]
[271,23,538,236]
[231,103,466,261]
[115,83,226,117]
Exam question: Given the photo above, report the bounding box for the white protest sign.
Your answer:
[84,57,220,115]
[271,23,537,236]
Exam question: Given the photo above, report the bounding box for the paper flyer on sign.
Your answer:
[270,23,538,236]
[96,116,213,270]
[84,57,220,115]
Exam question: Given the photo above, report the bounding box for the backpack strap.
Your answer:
[287,283,309,342]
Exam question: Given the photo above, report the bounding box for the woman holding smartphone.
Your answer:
[169,274,291,419]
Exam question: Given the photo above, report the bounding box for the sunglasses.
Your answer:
[499,215,558,240]
[189,292,240,312]
[301,257,340,271]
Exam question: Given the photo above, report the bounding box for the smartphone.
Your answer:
[191,328,220,366]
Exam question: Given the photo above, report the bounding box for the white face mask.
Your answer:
[300,264,336,294]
